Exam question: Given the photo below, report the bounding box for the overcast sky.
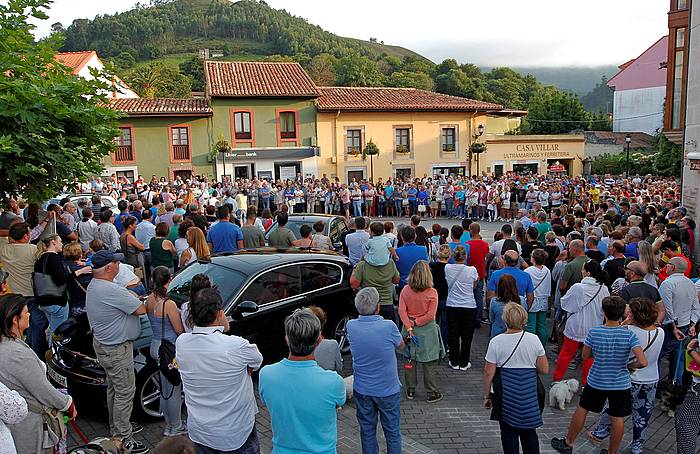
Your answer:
[32,0,669,67]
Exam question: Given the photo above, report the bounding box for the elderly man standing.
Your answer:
[347,288,404,454]
[345,216,370,266]
[658,256,699,383]
[486,250,534,310]
[259,309,345,454]
[559,239,587,296]
[86,250,148,454]
[624,226,643,259]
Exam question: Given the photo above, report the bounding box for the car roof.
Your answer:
[209,248,349,274]
[283,214,345,222]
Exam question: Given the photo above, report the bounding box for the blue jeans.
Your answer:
[26,298,48,358]
[354,390,402,454]
[659,324,689,383]
[436,299,449,346]
[40,304,69,342]
[194,425,259,454]
[591,382,657,454]
[353,200,363,217]
[261,198,270,210]
[409,200,418,215]
[377,200,385,216]
[445,198,453,218]
[473,278,484,326]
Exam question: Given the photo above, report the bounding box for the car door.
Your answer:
[299,261,351,334]
[227,264,304,361]
[328,219,347,252]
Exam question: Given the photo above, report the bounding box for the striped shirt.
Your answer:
[584,326,640,390]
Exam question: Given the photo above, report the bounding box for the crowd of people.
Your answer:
[0,170,699,454]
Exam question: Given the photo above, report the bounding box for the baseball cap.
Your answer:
[91,250,124,269]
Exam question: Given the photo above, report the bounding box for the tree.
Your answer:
[114,51,136,69]
[334,52,384,87]
[125,62,192,98]
[652,134,683,176]
[387,71,433,90]
[179,55,205,91]
[435,69,491,101]
[0,0,120,202]
[581,76,613,114]
[519,87,589,134]
[308,53,337,86]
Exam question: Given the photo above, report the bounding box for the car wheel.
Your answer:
[333,315,352,355]
[135,366,163,420]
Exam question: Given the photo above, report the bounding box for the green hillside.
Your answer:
[60,0,427,63]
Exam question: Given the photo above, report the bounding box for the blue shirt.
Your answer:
[384,185,394,198]
[259,359,345,454]
[585,326,640,390]
[459,232,472,243]
[624,242,639,259]
[489,298,508,338]
[407,188,417,201]
[206,221,243,254]
[114,212,129,234]
[395,243,428,286]
[345,230,370,266]
[487,267,534,297]
[447,241,470,264]
[347,315,403,397]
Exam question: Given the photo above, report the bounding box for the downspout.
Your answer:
[334,110,341,178]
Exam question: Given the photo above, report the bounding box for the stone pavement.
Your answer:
[69,320,698,453]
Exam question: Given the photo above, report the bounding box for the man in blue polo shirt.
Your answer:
[447,225,470,264]
[486,250,534,309]
[347,287,404,454]
[395,226,428,288]
[206,206,243,254]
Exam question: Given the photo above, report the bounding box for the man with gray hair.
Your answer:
[259,308,345,454]
[347,287,404,453]
[658,256,699,382]
[624,226,643,259]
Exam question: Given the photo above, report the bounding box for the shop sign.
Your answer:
[227,151,258,159]
[504,150,571,159]
[690,160,700,170]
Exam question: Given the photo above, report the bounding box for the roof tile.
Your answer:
[54,51,96,75]
[205,61,320,98]
[109,98,212,116]
[317,87,502,112]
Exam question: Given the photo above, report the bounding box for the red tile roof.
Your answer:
[316,87,503,112]
[205,61,320,98]
[55,51,96,75]
[109,98,212,116]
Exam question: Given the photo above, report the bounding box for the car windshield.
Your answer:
[168,261,247,305]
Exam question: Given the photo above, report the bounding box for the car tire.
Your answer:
[333,315,352,355]
[134,365,163,421]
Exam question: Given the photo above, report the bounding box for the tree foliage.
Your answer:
[307,53,337,86]
[334,52,384,87]
[179,55,204,91]
[590,134,681,177]
[0,0,120,203]
[652,134,683,176]
[581,76,613,114]
[387,71,433,90]
[124,62,192,98]
[518,87,589,134]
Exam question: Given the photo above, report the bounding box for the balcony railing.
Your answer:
[172,144,190,161]
[114,145,133,162]
[346,146,361,156]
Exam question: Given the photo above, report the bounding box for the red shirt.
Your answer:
[467,238,489,279]
[658,253,692,282]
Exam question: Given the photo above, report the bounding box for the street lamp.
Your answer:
[469,124,485,177]
[625,133,632,178]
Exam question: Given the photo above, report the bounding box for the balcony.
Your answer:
[172,144,190,161]
[442,143,456,152]
[346,146,362,160]
[114,145,133,162]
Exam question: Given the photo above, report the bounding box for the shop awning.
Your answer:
[222,147,319,161]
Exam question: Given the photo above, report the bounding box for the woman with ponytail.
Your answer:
[145,266,185,437]
[77,206,97,252]
[553,260,610,386]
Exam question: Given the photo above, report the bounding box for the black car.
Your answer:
[264,214,349,252]
[47,249,356,419]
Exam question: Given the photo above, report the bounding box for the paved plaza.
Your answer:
[68,220,699,453]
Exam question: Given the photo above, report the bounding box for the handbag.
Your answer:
[33,254,68,299]
[555,284,603,344]
[418,204,426,212]
[27,400,67,451]
[156,298,181,394]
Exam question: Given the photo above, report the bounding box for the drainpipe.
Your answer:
[334,110,341,177]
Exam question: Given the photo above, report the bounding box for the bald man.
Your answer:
[619,260,665,325]
[559,239,587,296]
[658,256,699,381]
[486,250,534,309]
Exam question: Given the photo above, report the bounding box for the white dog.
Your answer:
[549,379,579,410]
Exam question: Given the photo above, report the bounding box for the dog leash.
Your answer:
[68,419,89,444]
[672,340,685,386]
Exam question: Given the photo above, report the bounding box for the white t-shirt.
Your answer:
[445,263,479,308]
[628,325,664,384]
[489,238,521,259]
[485,331,545,368]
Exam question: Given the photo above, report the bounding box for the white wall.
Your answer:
[683,1,700,261]
[78,54,139,99]
[612,86,665,135]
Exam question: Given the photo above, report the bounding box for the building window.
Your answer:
[114,127,133,162]
[676,0,687,9]
[171,126,190,161]
[672,49,684,129]
[279,112,296,139]
[441,127,456,152]
[676,28,685,48]
[395,128,410,153]
[233,111,252,140]
[346,129,362,155]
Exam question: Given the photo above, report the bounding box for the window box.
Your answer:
[395,144,410,154]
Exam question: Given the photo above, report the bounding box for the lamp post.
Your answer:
[470,124,485,177]
[625,133,632,178]
[219,150,228,183]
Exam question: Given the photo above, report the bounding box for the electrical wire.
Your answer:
[522,111,663,123]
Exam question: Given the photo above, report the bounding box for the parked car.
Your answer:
[43,193,120,215]
[264,214,349,252]
[47,249,356,419]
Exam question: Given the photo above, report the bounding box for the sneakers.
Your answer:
[448,362,460,370]
[586,430,604,446]
[163,423,188,437]
[550,437,572,454]
[427,392,443,403]
[123,439,149,454]
[459,362,472,371]
[130,422,143,435]
[406,389,415,400]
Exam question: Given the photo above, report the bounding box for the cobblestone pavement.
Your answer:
[68,219,699,453]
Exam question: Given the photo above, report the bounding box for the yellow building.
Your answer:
[316,87,506,182]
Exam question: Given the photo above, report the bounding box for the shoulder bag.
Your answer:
[156,298,181,395]
[555,283,603,345]
[26,400,67,451]
[627,327,660,371]
[33,254,68,299]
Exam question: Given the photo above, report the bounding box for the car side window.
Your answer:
[328,220,339,243]
[301,262,342,293]
[102,198,115,208]
[237,265,301,307]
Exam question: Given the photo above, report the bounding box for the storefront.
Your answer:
[482,135,585,177]
[215,147,320,181]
